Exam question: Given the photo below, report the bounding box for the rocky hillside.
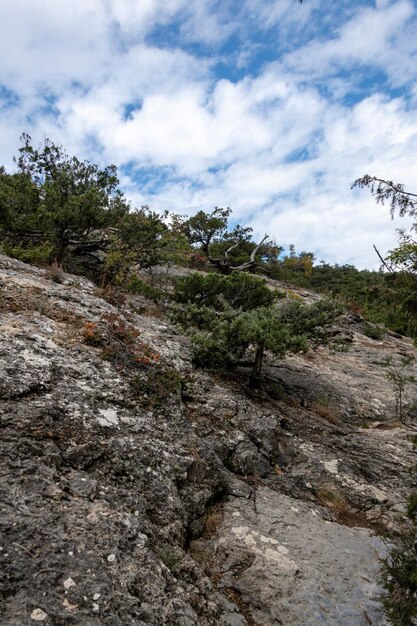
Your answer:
[1,254,416,626]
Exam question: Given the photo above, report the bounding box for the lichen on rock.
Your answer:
[0,254,416,625]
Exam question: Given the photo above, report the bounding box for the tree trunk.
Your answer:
[249,342,264,388]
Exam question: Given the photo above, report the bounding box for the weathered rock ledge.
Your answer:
[1,254,416,625]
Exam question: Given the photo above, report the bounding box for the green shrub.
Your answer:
[131,366,183,409]
[159,546,181,573]
[382,493,417,625]
[363,322,384,340]
[174,271,276,312]
[182,296,340,387]
[126,274,164,303]
[1,241,54,265]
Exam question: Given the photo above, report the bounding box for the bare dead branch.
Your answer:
[224,242,239,260]
[373,244,394,273]
[207,234,269,274]
[249,234,269,263]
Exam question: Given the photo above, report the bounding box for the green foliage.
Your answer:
[116,207,170,268]
[159,546,181,573]
[190,299,339,386]
[172,206,231,253]
[1,241,55,265]
[352,175,417,336]
[174,271,277,312]
[100,207,174,287]
[363,322,384,340]
[381,355,416,425]
[382,493,417,625]
[126,275,164,303]
[388,234,417,274]
[353,175,417,228]
[0,136,191,287]
[304,263,417,339]
[0,134,128,266]
[268,247,315,283]
[174,269,340,385]
[101,247,137,286]
[131,366,183,409]
[171,207,278,273]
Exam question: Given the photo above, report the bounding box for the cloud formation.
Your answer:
[1,0,417,267]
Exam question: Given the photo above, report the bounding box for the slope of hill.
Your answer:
[1,254,416,626]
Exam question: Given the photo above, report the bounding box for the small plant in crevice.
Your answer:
[130,366,183,409]
[381,355,416,428]
[316,487,350,520]
[159,546,181,574]
[381,492,417,626]
[45,261,64,284]
[82,312,160,369]
[201,504,223,539]
[311,395,341,424]
[83,321,102,346]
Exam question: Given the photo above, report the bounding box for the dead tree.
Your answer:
[207,234,269,274]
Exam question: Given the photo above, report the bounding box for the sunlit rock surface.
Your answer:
[1,254,416,625]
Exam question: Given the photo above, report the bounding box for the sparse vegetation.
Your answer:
[131,366,183,409]
[45,261,64,284]
[173,271,341,387]
[381,355,416,427]
[382,493,417,626]
[316,487,350,519]
[201,504,223,539]
[159,546,181,573]
[83,312,160,369]
[311,396,341,424]
[363,322,384,340]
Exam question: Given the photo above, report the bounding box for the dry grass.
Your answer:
[316,485,386,534]
[315,486,382,530]
[94,285,126,308]
[316,487,351,519]
[311,398,341,424]
[0,284,83,327]
[201,504,223,539]
[45,262,64,284]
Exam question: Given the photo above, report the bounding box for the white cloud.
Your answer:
[282,0,417,85]
[1,0,417,268]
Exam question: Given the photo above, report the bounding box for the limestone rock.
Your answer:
[1,254,416,625]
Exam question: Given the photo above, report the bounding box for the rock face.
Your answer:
[208,488,387,626]
[0,254,416,625]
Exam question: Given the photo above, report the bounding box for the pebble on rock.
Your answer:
[31,608,48,621]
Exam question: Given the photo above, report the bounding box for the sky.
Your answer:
[1,0,417,268]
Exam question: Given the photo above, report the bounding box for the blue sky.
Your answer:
[1,0,417,267]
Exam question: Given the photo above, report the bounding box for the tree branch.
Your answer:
[232,235,269,272]
[224,242,239,260]
[373,244,394,273]
[207,234,269,274]
[250,234,269,263]
[353,175,417,219]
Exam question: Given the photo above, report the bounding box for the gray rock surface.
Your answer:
[210,487,387,626]
[1,254,416,625]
